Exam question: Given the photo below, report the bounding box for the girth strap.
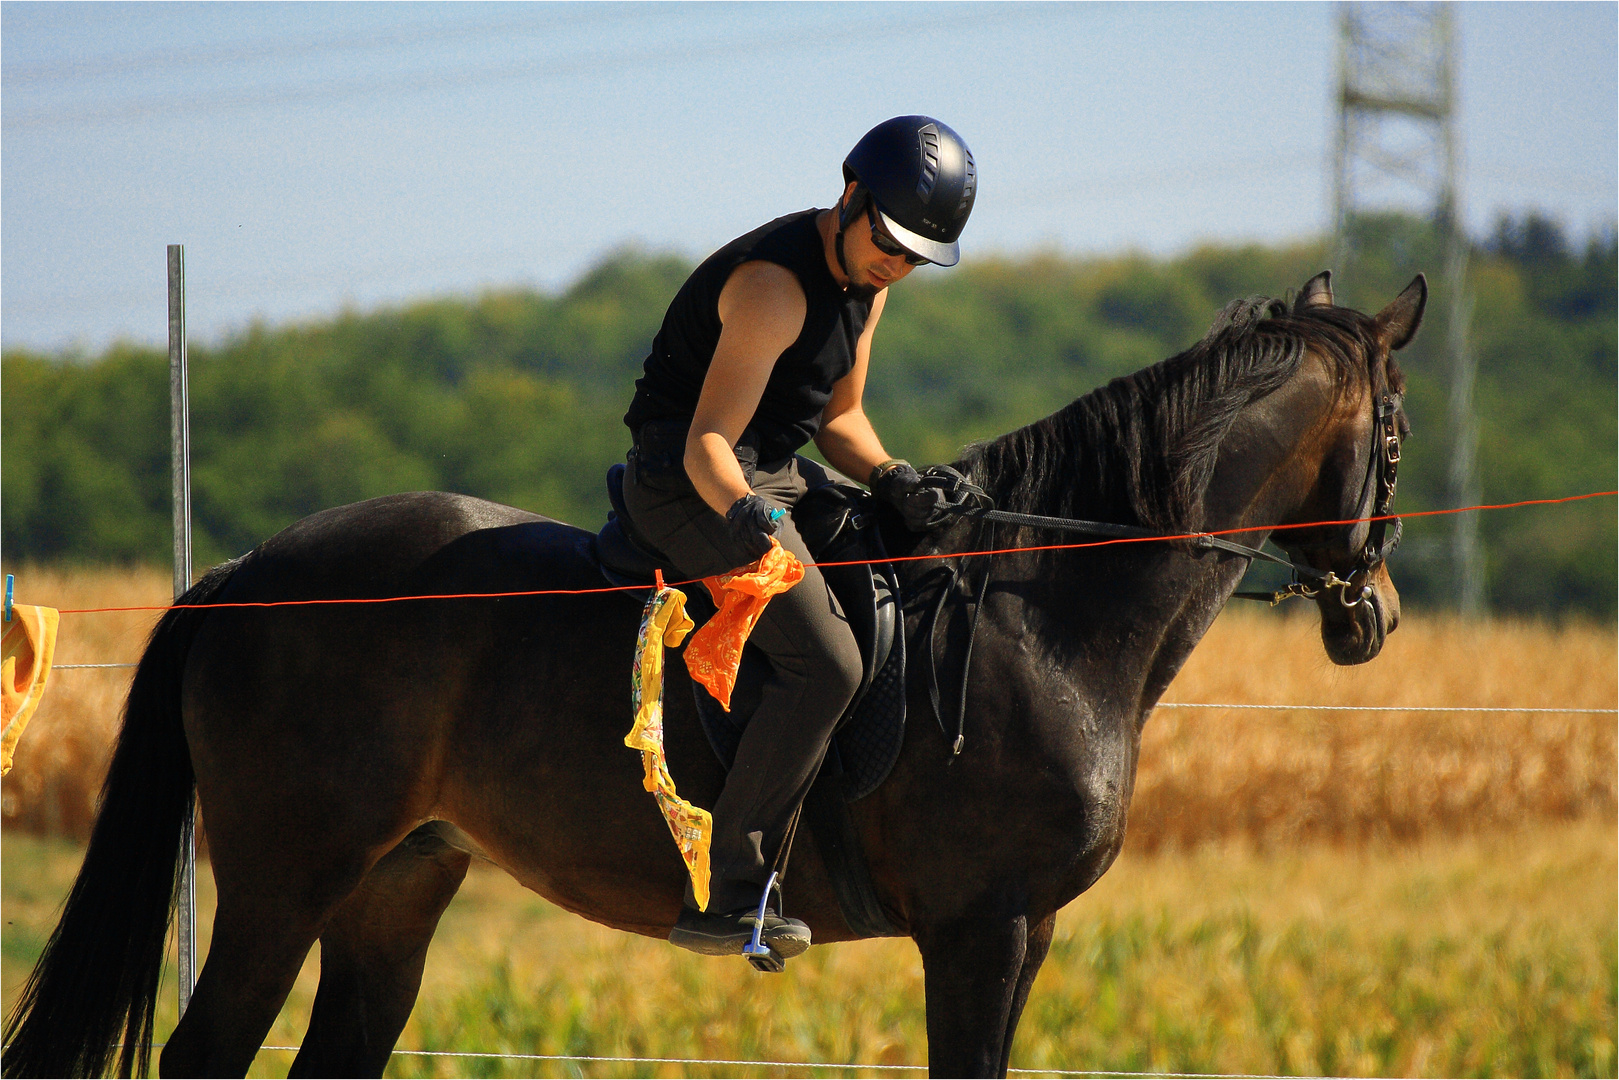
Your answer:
[915,524,995,759]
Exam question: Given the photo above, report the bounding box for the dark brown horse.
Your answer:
[4,272,1424,1079]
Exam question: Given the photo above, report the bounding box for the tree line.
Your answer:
[3,213,1613,617]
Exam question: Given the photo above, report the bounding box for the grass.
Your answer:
[3,823,1614,1077]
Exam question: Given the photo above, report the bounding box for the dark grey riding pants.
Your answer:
[622,452,862,914]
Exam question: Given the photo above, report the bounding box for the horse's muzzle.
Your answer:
[1318,563,1400,665]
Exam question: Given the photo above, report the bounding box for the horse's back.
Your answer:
[215,491,610,600]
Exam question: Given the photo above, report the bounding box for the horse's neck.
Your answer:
[1129,375,1345,707]
[1199,358,1345,538]
[956,367,1336,720]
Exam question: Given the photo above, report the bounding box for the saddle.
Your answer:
[593,463,905,937]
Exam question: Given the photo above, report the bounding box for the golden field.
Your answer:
[2,564,1613,847]
[3,823,1613,1077]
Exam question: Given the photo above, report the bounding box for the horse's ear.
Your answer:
[1294,270,1334,312]
[1373,274,1427,351]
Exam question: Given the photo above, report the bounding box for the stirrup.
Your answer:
[742,871,785,973]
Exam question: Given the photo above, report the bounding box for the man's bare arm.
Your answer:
[815,289,894,483]
[684,261,807,516]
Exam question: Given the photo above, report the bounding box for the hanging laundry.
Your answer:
[2,605,59,777]
[684,539,804,711]
[625,582,713,909]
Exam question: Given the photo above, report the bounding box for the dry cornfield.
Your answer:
[2,564,1614,847]
[1131,606,1617,851]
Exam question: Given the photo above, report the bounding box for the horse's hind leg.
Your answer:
[289,825,471,1078]
[162,863,367,1078]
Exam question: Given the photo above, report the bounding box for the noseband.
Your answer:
[1260,389,1403,607]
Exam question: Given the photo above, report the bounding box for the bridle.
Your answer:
[921,376,1404,755]
[1242,388,1404,607]
[946,387,1406,608]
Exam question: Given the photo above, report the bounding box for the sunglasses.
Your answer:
[866,205,929,265]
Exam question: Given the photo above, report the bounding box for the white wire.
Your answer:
[1155,702,1615,714]
[255,1044,1317,1077]
[0,1040,1360,1079]
[40,665,1618,715]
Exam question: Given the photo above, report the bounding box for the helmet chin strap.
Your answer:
[833,229,877,300]
[833,186,876,296]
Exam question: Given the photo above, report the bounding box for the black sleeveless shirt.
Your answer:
[624,209,873,463]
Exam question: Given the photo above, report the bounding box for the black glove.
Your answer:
[725,494,784,561]
[918,464,988,510]
[872,461,946,532]
[872,461,990,532]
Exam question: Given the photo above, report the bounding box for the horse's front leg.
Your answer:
[997,912,1056,1077]
[915,912,1032,1078]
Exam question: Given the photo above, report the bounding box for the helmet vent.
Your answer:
[916,124,941,200]
[956,151,976,216]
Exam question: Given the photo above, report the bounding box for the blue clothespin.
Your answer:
[4,574,13,623]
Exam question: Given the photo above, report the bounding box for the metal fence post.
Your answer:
[168,244,198,1015]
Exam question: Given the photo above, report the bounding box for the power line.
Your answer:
[1,8,665,87]
[1001,151,1321,208]
[3,5,1075,130]
[2,243,553,317]
[1469,163,1619,197]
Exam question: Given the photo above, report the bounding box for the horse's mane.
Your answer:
[959,296,1387,534]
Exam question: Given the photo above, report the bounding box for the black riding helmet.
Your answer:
[840,115,976,267]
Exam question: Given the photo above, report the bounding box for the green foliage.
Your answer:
[3,223,1611,615]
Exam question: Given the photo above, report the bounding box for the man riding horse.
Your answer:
[620,115,981,957]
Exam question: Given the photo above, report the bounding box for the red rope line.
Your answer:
[50,489,1617,614]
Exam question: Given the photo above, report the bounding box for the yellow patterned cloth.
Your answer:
[625,584,713,909]
[684,540,804,710]
[2,605,59,777]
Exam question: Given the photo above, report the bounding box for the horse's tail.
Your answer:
[2,558,244,1080]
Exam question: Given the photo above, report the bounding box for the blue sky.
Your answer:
[3,1,1614,352]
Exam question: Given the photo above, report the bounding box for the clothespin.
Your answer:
[4,574,12,622]
[654,569,666,592]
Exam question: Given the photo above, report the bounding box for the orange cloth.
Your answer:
[624,584,713,909]
[684,539,804,711]
[2,605,59,777]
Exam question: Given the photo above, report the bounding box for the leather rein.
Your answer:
[919,389,1404,755]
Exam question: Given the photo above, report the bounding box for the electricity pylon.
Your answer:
[1331,2,1483,613]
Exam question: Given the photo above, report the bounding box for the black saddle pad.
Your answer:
[692,613,905,802]
[686,480,907,802]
